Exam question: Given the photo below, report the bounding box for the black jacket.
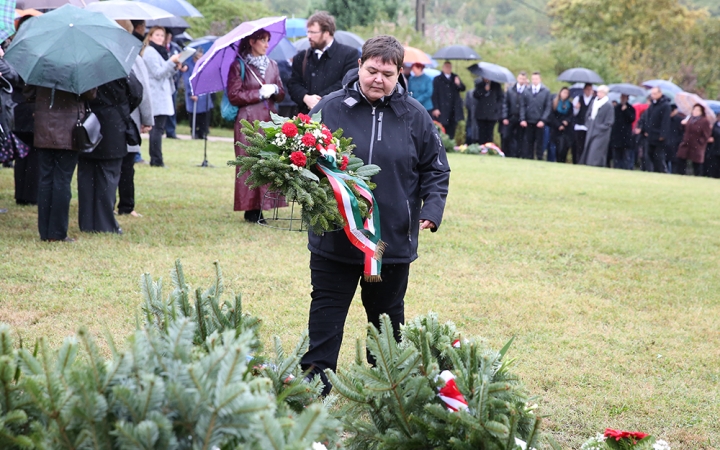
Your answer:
[287,41,358,114]
[83,77,136,160]
[502,84,525,122]
[431,72,465,125]
[548,100,572,136]
[472,79,503,121]
[641,96,672,145]
[666,112,685,152]
[708,121,720,157]
[610,103,637,149]
[308,69,451,264]
[522,84,552,124]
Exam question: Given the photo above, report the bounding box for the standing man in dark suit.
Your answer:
[638,87,672,173]
[572,83,595,164]
[432,61,466,140]
[521,72,551,160]
[501,71,527,158]
[473,77,504,145]
[287,11,358,114]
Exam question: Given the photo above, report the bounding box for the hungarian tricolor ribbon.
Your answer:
[316,155,385,282]
[437,370,469,412]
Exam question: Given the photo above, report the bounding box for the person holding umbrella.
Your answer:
[638,87,672,173]
[182,47,213,139]
[579,85,614,167]
[227,28,285,223]
[473,77,503,146]
[572,84,596,164]
[431,61,465,141]
[142,25,186,167]
[609,94,636,169]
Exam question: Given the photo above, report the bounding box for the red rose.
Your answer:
[340,155,349,171]
[282,122,298,137]
[322,129,333,143]
[297,113,311,124]
[301,133,316,147]
[289,151,307,167]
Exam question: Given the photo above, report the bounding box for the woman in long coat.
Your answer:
[675,104,712,176]
[227,28,285,222]
[580,85,615,167]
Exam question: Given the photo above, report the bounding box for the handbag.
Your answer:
[221,58,246,122]
[72,104,103,152]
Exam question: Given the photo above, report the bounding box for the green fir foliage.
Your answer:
[326,312,547,450]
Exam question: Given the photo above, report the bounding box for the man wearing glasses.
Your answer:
[300,35,451,395]
[287,11,358,114]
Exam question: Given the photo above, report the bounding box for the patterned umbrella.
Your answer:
[674,91,716,125]
[1,0,17,42]
[189,16,286,96]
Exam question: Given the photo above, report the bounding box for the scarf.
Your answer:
[591,96,609,120]
[246,54,270,77]
[149,41,169,61]
[556,99,571,114]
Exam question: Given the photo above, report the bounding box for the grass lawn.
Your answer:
[1,138,719,449]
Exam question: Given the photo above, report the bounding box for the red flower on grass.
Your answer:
[301,133,316,147]
[289,151,307,167]
[604,429,649,443]
[297,113,311,124]
[340,155,349,171]
[282,122,298,137]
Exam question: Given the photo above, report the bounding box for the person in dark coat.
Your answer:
[275,58,297,118]
[639,87,672,173]
[287,12,357,114]
[550,87,573,163]
[78,76,139,234]
[31,86,97,242]
[675,104,712,176]
[704,118,720,178]
[665,105,686,173]
[302,36,450,396]
[521,72,552,160]
[473,78,503,145]
[501,72,527,158]
[431,61,466,140]
[464,88,479,144]
[572,83,595,164]
[609,94,636,169]
[228,28,286,222]
[579,85,614,167]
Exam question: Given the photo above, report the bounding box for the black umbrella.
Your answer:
[432,45,480,61]
[146,16,190,35]
[557,67,603,84]
[468,62,514,84]
[608,83,647,97]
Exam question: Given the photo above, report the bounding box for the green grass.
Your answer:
[1,139,719,448]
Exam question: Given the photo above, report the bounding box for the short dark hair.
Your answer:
[130,20,145,29]
[238,28,271,56]
[532,71,541,76]
[518,71,527,77]
[308,11,336,36]
[693,103,706,116]
[360,35,404,70]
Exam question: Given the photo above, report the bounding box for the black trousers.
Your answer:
[573,130,587,164]
[673,158,703,176]
[149,115,168,167]
[301,253,409,394]
[647,142,668,173]
[523,124,544,160]
[14,132,39,205]
[705,154,720,178]
[444,118,458,142]
[37,148,78,241]
[77,157,122,233]
[117,151,136,214]
[555,131,571,163]
[476,119,496,145]
[502,120,524,158]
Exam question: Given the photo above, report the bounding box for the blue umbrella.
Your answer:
[135,0,202,18]
[188,35,217,53]
[285,17,306,38]
[705,100,720,115]
[269,37,298,62]
[641,79,682,94]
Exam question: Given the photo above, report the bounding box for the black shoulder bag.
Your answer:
[72,103,103,152]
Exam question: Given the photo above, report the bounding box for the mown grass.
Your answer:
[1,136,719,448]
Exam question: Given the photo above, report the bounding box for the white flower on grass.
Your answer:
[311,443,327,450]
[580,434,606,450]
[653,440,671,450]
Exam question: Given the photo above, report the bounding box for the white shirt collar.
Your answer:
[314,39,334,57]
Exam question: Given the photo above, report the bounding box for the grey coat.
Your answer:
[580,100,615,167]
[142,45,176,117]
[129,56,154,153]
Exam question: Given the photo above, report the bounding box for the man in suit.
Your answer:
[501,71,527,158]
[638,87,672,173]
[572,83,596,164]
[287,11,358,114]
[432,61,466,140]
[521,72,551,160]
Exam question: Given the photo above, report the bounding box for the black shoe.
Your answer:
[244,210,262,223]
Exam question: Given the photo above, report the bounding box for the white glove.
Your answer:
[259,84,277,99]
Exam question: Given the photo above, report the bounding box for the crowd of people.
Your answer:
[423,67,720,177]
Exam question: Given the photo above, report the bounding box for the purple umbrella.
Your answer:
[190,16,286,96]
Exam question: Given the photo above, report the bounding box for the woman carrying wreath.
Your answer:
[228,29,285,222]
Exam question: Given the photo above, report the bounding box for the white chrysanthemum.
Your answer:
[312,129,323,138]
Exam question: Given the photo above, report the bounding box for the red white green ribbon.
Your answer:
[316,156,385,282]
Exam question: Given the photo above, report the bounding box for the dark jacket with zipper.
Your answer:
[82,77,136,160]
[641,95,672,145]
[308,69,451,264]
